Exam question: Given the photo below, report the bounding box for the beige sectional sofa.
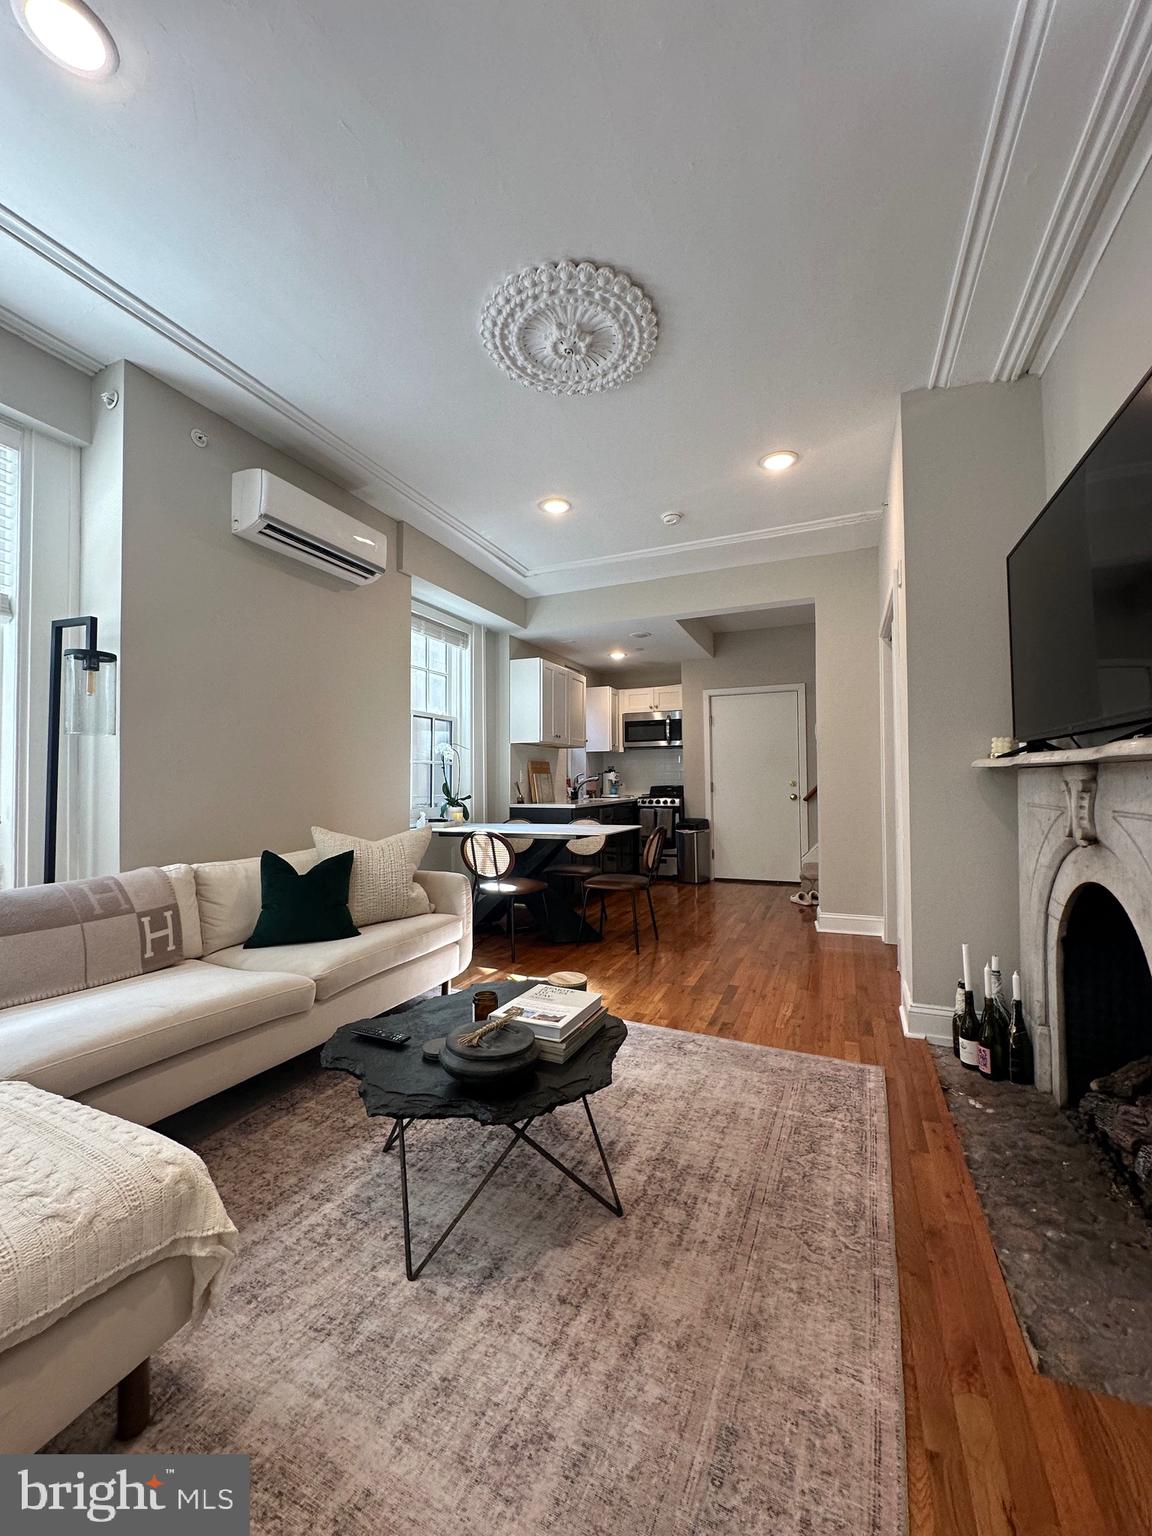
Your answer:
[0,850,472,1126]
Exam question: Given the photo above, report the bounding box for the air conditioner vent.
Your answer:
[231,468,387,586]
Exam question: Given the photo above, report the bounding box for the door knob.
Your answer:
[789,792,798,800]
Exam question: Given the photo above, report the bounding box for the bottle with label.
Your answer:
[978,962,1008,1080]
[958,962,983,1072]
[951,981,965,1059]
[1007,970,1034,1086]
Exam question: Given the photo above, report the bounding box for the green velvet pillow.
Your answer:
[244,850,360,948]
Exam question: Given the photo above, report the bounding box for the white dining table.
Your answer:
[430,821,644,942]
[431,821,643,839]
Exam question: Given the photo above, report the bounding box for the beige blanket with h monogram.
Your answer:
[0,867,185,1010]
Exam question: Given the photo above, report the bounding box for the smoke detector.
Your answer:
[661,511,683,527]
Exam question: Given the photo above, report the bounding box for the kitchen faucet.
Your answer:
[571,772,601,803]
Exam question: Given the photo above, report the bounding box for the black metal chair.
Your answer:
[579,827,666,955]
[460,829,549,965]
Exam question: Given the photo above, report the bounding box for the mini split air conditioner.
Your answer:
[231,468,387,586]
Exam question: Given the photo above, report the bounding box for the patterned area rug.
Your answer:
[54,1025,905,1535]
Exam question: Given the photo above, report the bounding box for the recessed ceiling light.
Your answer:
[12,0,119,77]
[538,496,571,516]
[629,631,652,639]
[609,650,627,661]
[661,511,683,526]
[758,449,800,473]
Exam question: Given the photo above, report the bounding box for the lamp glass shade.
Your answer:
[62,650,117,736]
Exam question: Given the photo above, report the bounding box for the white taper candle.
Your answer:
[1012,970,1021,1002]
[961,943,972,992]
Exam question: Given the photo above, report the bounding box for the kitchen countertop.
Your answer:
[513,797,638,808]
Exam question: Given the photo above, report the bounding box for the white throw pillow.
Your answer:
[311,826,432,926]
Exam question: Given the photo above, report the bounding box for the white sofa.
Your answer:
[0,850,472,1126]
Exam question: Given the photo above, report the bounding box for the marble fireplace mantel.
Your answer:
[974,741,1152,1104]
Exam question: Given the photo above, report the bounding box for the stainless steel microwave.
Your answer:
[622,710,683,749]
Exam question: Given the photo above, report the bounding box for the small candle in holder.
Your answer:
[473,989,499,1022]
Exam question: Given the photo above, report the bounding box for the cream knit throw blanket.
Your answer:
[0,1083,238,1353]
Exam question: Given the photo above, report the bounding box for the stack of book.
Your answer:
[489,985,607,1064]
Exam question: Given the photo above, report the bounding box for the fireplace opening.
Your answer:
[1061,882,1152,1105]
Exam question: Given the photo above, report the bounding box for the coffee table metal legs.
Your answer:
[385,1096,623,1280]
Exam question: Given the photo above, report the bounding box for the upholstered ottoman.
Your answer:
[0,1082,237,1452]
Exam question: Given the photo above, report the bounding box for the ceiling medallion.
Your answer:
[480,260,658,395]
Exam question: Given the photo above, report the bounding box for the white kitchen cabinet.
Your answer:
[566,670,587,746]
[509,657,586,745]
[619,684,682,712]
[585,685,619,751]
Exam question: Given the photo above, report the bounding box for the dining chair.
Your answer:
[504,818,537,854]
[547,818,607,884]
[579,826,666,955]
[460,830,548,964]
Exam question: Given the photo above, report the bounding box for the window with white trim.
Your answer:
[410,606,471,818]
[0,422,22,888]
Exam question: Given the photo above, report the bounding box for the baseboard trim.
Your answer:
[814,911,885,938]
[899,981,955,1046]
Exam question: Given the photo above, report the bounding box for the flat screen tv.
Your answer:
[1008,364,1152,746]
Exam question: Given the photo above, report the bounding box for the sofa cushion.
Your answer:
[204,912,463,1002]
[0,961,315,1099]
[194,849,318,955]
[245,850,359,949]
[311,825,432,925]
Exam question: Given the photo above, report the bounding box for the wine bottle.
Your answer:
[978,963,1008,1080]
[1007,970,1034,1086]
[951,981,964,1059]
[958,963,983,1071]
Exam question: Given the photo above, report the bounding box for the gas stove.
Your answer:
[637,784,685,809]
[637,785,684,877]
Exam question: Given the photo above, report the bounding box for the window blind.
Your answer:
[0,428,19,624]
[411,610,469,650]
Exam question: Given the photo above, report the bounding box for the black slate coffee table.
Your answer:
[321,982,627,1279]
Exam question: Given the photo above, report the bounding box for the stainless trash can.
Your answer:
[677,820,711,884]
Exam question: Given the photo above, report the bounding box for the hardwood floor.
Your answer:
[456,879,1152,1536]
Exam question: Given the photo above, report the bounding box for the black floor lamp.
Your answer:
[44,615,117,884]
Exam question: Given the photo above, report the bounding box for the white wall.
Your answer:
[0,326,91,444]
[526,547,882,925]
[680,625,817,847]
[79,362,525,870]
[1042,162,1152,495]
[893,379,1045,1035]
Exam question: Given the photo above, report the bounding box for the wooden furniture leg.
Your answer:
[116,1357,151,1439]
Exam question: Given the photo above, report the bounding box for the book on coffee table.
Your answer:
[534,1007,608,1064]
[490,984,603,1041]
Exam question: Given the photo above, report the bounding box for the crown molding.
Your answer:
[1031,68,1152,374]
[928,0,1054,389]
[0,304,102,375]
[0,201,531,582]
[526,509,882,578]
[994,0,1152,380]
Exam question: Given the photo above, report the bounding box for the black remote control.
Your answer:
[353,1026,410,1047]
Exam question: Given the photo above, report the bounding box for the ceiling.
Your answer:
[704,605,816,633]
[2,1,1150,596]
[521,603,817,671]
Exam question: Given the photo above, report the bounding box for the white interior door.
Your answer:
[708,689,803,881]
